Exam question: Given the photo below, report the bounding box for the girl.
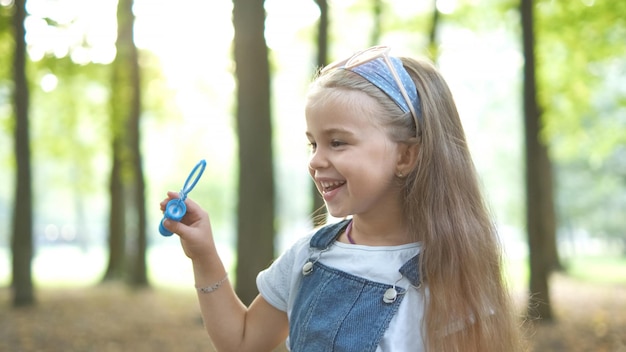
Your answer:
[160,46,523,351]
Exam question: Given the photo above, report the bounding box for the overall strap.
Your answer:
[309,219,351,249]
[399,254,422,287]
[310,219,422,287]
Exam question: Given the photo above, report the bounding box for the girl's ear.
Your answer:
[396,140,419,176]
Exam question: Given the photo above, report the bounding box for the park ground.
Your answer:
[1,273,625,352]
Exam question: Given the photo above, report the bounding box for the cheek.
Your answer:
[347,154,396,183]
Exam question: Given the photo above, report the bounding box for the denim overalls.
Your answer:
[289,220,421,352]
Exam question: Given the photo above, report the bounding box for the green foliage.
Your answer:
[29,56,110,190]
[0,3,14,118]
[534,0,626,241]
[448,0,520,32]
[0,2,12,31]
[536,0,626,158]
[439,0,625,241]
[557,157,625,238]
[2,0,622,252]
[0,0,198,251]
[139,51,180,123]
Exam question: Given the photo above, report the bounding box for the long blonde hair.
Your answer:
[309,56,523,351]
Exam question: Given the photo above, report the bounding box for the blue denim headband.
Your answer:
[349,57,422,122]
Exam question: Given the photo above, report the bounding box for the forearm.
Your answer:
[191,254,288,352]
[192,256,249,352]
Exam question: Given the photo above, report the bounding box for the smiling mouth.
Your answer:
[320,180,345,193]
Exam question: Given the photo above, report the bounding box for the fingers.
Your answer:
[159,192,204,236]
[160,191,186,211]
[161,218,185,237]
[160,191,200,212]
[158,191,214,260]
[180,196,201,213]
[159,191,179,211]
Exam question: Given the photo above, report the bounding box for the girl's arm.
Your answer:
[160,192,289,352]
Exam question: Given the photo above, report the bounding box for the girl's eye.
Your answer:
[330,140,345,148]
[308,142,317,151]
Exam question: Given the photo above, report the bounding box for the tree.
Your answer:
[103,0,147,286]
[427,0,441,61]
[521,0,554,322]
[232,0,275,304]
[120,0,147,287]
[103,126,126,281]
[370,0,382,45]
[10,0,34,307]
[311,0,329,227]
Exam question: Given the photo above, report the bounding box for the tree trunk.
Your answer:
[103,136,126,281]
[11,0,35,307]
[521,0,555,322]
[232,0,275,305]
[370,0,382,46]
[312,0,329,227]
[119,0,147,287]
[428,0,440,61]
[103,0,146,285]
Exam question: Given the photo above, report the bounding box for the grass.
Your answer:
[503,254,626,292]
[565,255,626,284]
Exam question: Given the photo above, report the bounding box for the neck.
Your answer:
[346,216,413,246]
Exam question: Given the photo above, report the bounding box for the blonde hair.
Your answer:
[309,57,524,351]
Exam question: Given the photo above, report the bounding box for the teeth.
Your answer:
[320,180,345,192]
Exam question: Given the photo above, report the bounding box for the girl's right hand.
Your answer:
[159,191,216,261]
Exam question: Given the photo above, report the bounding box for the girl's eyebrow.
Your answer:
[306,127,355,137]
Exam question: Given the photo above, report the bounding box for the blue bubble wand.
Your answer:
[159,159,206,237]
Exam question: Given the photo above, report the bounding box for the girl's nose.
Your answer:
[308,149,328,171]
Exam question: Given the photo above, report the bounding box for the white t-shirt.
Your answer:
[256,231,426,351]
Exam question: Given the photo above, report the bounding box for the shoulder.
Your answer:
[256,228,315,311]
[256,221,348,311]
[278,219,348,257]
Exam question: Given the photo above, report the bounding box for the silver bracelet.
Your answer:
[196,274,229,294]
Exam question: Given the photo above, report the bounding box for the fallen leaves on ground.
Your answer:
[525,275,626,352]
[1,275,624,352]
[1,283,217,352]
